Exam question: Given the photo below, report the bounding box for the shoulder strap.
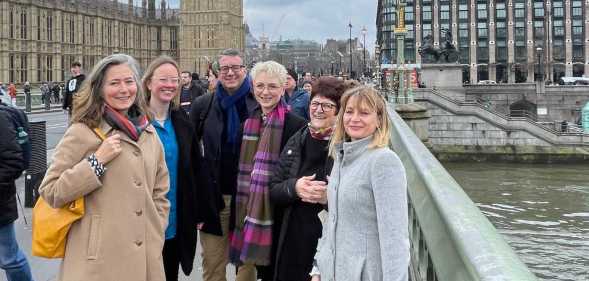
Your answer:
[197,93,215,139]
[92,128,107,141]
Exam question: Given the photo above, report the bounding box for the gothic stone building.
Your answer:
[0,0,244,85]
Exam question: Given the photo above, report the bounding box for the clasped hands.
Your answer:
[295,174,327,204]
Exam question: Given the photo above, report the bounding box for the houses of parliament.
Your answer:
[0,0,245,85]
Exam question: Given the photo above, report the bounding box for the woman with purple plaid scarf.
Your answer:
[228,61,305,281]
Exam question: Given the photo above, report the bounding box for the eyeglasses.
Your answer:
[219,65,245,74]
[310,101,337,112]
[254,83,282,92]
[154,77,180,85]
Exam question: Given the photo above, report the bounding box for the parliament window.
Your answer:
[20,9,27,39]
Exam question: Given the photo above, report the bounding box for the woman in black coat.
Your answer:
[269,77,350,281]
[143,56,210,280]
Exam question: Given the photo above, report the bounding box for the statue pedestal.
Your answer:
[421,64,463,89]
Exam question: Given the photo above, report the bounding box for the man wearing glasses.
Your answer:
[190,49,259,281]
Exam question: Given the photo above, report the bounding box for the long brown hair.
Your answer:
[142,56,181,110]
[71,54,151,128]
[328,86,392,158]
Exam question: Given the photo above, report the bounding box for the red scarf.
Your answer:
[308,123,334,141]
[103,104,149,141]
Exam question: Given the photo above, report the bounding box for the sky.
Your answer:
[145,0,378,51]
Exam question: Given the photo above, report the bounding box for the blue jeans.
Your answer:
[0,222,33,281]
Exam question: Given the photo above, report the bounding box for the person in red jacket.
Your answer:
[7,83,16,106]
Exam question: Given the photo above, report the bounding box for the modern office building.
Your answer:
[377,0,589,84]
[0,0,244,85]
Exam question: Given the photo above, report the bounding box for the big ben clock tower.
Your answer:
[179,0,245,75]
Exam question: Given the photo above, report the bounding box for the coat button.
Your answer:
[135,240,143,247]
[135,210,143,216]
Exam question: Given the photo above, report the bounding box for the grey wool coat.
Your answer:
[313,136,409,281]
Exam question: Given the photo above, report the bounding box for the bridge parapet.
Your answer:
[388,106,538,281]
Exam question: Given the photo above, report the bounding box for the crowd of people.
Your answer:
[1,48,409,281]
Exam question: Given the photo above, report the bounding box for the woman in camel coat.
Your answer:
[39,54,170,281]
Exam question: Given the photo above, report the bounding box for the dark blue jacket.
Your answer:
[284,89,310,121]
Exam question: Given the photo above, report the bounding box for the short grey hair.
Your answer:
[219,48,242,59]
[250,61,288,85]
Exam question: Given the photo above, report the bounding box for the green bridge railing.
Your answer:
[388,105,538,281]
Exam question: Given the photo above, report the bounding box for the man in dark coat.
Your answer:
[0,108,33,281]
[62,62,85,117]
[190,48,256,281]
[180,71,205,114]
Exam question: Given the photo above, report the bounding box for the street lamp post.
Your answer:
[349,21,353,78]
[362,26,367,78]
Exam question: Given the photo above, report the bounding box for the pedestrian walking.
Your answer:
[301,81,312,94]
[228,60,306,281]
[190,48,258,281]
[40,82,49,105]
[23,82,31,111]
[269,77,349,281]
[143,56,210,280]
[0,101,34,281]
[283,69,310,121]
[52,82,61,103]
[206,62,219,94]
[38,54,170,281]
[23,82,31,97]
[179,70,204,113]
[311,86,409,281]
[62,62,86,117]
[8,83,17,106]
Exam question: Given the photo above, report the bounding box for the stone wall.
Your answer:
[463,84,589,123]
[424,103,551,147]
[418,100,589,162]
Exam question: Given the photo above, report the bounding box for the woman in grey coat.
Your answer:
[311,86,409,281]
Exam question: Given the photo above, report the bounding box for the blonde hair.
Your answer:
[72,54,151,128]
[249,61,288,85]
[328,86,391,157]
[142,56,181,110]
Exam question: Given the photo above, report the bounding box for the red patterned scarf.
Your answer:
[228,102,287,266]
[103,104,149,141]
[308,123,334,140]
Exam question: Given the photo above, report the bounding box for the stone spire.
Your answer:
[128,0,134,16]
[148,0,155,18]
[142,0,147,17]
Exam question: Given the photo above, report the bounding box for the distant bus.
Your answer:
[558,76,589,85]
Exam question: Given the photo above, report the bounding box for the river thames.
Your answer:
[444,162,589,281]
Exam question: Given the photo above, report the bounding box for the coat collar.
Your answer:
[335,135,374,163]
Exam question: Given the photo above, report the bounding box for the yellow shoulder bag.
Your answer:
[32,128,106,258]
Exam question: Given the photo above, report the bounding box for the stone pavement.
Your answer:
[3,177,238,281]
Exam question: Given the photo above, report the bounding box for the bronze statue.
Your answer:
[418,29,459,63]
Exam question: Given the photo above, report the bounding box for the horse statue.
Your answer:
[418,34,440,63]
[418,29,459,63]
